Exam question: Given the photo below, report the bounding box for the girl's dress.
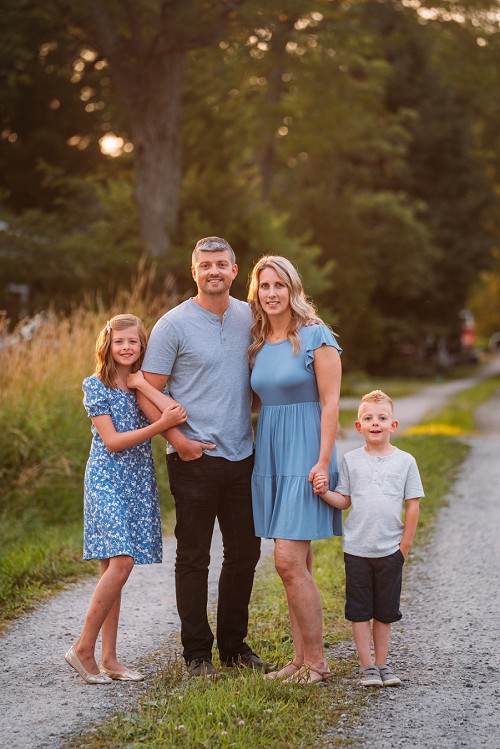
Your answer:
[82,375,162,564]
[251,325,343,541]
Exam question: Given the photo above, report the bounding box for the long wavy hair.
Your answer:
[95,314,147,388]
[247,255,324,366]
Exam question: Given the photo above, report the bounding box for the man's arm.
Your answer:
[138,372,215,460]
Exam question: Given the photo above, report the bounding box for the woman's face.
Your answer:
[257,266,291,319]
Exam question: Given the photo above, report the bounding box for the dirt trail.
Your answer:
[325,373,500,748]
[1,357,499,749]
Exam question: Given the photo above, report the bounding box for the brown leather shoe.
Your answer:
[223,652,276,672]
[187,657,215,678]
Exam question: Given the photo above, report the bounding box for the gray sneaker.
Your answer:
[359,665,383,687]
[378,664,401,687]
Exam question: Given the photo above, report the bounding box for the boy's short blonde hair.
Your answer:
[358,390,394,419]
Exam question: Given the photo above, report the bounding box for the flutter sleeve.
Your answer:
[82,376,111,418]
[305,325,342,373]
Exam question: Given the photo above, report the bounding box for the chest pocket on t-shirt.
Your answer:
[383,472,406,497]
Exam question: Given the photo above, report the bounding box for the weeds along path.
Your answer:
[325,383,500,748]
[0,530,274,749]
[1,357,500,749]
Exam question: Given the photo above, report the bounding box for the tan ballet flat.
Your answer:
[65,646,112,685]
[100,665,144,682]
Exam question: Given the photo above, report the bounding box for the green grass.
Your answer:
[65,432,467,749]
[1,336,497,745]
[0,393,174,631]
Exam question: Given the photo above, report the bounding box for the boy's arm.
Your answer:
[321,489,351,510]
[400,498,420,559]
[312,472,351,509]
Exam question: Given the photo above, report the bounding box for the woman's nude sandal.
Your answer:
[264,661,302,680]
[283,664,333,685]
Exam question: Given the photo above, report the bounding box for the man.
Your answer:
[138,236,272,677]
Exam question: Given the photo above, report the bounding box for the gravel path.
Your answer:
[326,372,500,748]
[1,358,500,749]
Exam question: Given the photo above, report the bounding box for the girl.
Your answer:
[65,314,186,684]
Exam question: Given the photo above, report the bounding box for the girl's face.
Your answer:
[258,266,291,319]
[110,326,142,368]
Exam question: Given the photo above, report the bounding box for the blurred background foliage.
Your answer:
[1,0,500,621]
[1,0,500,371]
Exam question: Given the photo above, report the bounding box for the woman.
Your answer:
[248,256,342,684]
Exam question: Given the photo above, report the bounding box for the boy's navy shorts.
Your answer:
[344,550,404,624]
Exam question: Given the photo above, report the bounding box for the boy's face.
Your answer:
[355,402,398,446]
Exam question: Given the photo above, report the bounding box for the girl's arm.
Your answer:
[135,371,216,459]
[127,370,178,412]
[91,402,186,453]
[308,345,342,482]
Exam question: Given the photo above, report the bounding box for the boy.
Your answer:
[313,390,424,687]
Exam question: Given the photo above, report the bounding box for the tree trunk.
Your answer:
[86,1,185,258]
[126,54,183,258]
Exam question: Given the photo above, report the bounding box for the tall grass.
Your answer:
[0,267,178,626]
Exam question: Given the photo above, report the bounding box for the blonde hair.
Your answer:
[358,390,394,419]
[95,314,147,388]
[247,255,324,366]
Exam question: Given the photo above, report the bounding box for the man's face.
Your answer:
[191,251,238,297]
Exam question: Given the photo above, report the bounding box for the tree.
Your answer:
[56,0,247,258]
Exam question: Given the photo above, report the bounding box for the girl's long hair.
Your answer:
[247,255,324,366]
[95,314,147,388]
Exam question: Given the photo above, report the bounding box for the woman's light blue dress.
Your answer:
[251,325,343,540]
[82,375,162,564]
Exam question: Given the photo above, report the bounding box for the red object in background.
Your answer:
[459,309,476,349]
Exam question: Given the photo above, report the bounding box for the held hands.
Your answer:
[308,462,329,489]
[312,472,329,496]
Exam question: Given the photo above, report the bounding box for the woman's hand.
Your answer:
[308,462,329,485]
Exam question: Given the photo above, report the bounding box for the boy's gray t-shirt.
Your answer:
[142,297,254,462]
[335,446,424,558]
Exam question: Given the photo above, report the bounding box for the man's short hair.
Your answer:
[192,236,235,265]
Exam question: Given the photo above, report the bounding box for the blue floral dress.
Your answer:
[82,375,162,564]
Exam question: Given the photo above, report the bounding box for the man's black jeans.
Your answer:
[166,452,261,664]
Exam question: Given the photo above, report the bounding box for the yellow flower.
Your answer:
[403,423,465,437]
